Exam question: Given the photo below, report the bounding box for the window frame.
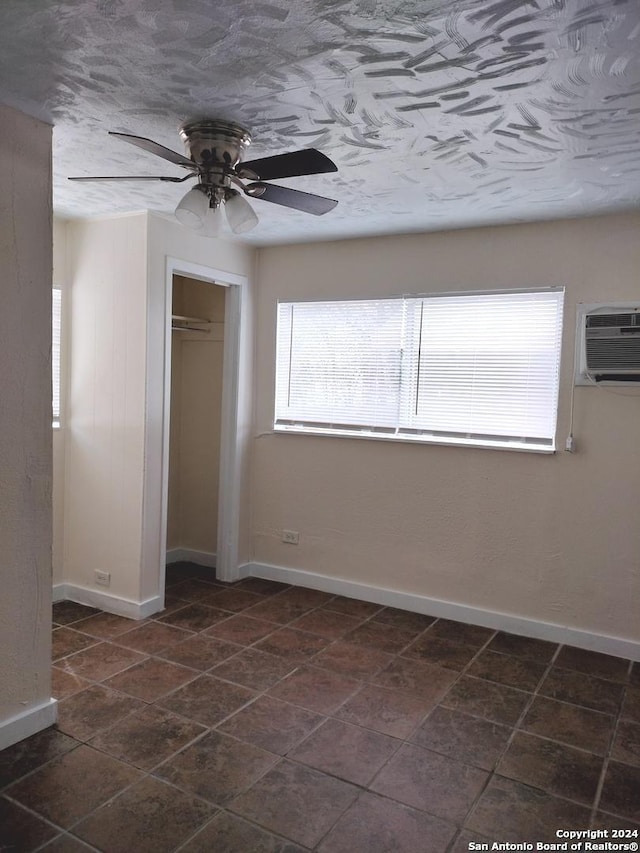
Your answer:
[273,287,565,454]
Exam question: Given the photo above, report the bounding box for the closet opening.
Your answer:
[166,274,226,581]
[155,256,248,601]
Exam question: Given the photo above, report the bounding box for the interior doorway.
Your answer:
[154,256,249,600]
[166,274,226,576]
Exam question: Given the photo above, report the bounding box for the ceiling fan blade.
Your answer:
[245,182,338,215]
[238,148,337,181]
[109,131,195,169]
[68,174,195,182]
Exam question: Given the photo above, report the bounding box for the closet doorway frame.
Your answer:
[159,256,249,587]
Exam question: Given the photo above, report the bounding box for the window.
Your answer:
[275,288,564,452]
[52,288,62,428]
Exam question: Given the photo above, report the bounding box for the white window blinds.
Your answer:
[275,288,564,451]
[275,299,405,431]
[52,288,62,428]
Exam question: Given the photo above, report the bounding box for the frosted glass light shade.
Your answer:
[175,187,209,229]
[225,192,259,233]
[201,206,224,238]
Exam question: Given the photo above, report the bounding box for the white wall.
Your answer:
[0,103,55,748]
[252,214,640,648]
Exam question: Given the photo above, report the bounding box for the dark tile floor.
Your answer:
[2,562,639,852]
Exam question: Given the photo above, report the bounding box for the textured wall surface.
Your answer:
[0,0,639,243]
[0,104,53,727]
[252,213,640,642]
[63,215,149,602]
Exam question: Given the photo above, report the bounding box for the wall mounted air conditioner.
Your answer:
[575,303,640,385]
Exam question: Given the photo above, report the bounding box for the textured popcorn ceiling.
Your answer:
[1,0,639,244]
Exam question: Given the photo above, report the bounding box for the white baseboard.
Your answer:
[0,698,58,751]
[166,548,216,568]
[241,561,640,662]
[53,583,163,620]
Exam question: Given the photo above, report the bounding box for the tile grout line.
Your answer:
[442,635,546,852]
[31,830,103,853]
[158,593,491,850]
[2,791,71,840]
[451,640,564,850]
[0,734,86,796]
[84,588,540,848]
[54,602,281,843]
[44,590,333,850]
[340,626,504,853]
[59,767,220,848]
[173,807,315,853]
[589,657,634,827]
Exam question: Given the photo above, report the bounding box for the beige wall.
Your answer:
[167,285,183,551]
[0,103,53,743]
[52,218,68,584]
[168,276,226,554]
[54,213,253,607]
[54,205,638,646]
[252,214,640,644]
[63,214,149,601]
[142,214,254,598]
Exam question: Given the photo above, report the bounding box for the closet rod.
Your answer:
[172,313,211,324]
[171,325,208,333]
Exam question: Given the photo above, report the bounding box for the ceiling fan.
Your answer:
[69,118,339,235]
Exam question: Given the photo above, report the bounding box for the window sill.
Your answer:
[273,424,555,454]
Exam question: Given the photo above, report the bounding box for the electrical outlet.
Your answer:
[95,570,111,587]
[282,529,299,545]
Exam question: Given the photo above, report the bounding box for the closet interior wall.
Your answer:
[167,275,226,565]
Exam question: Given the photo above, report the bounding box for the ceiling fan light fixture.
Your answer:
[201,206,224,238]
[72,122,338,234]
[175,185,209,229]
[224,191,259,234]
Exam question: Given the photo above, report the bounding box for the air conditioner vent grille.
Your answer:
[586,339,640,369]
[586,312,640,328]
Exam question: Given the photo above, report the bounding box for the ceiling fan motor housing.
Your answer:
[179,119,251,171]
